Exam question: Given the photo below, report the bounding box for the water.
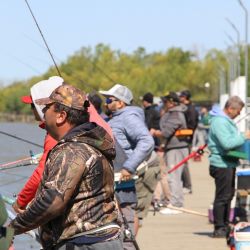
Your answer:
[0,122,45,250]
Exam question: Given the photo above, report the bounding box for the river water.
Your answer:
[0,122,45,250]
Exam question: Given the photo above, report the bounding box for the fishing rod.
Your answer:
[2,195,14,205]
[23,1,117,90]
[0,152,42,169]
[0,130,43,148]
[24,0,61,77]
[24,32,117,86]
[23,32,98,91]
[235,112,250,124]
[168,144,207,174]
[0,162,35,171]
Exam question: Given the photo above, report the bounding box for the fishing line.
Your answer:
[0,170,31,178]
[24,0,61,77]
[1,191,16,202]
[0,130,43,148]
[10,54,42,75]
[23,1,117,90]
[0,176,28,188]
[23,32,109,91]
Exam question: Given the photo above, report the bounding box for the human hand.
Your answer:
[150,128,162,137]
[245,130,250,140]
[12,200,25,214]
[119,169,132,182]
[150,128,156,136]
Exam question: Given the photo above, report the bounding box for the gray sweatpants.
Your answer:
[164,148,189,207]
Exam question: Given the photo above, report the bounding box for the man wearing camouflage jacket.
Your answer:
[9,84,122,250]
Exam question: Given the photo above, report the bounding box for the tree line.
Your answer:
[0,43,248,115]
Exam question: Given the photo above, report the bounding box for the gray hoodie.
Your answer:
[160,104,188,150]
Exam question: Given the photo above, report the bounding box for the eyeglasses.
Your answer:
[42,103,54,113]
[105,98,118,104]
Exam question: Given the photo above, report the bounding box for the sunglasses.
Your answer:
[105,98,118,104]
[42,103,55,113]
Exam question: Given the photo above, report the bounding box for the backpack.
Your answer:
[184,104,199,131]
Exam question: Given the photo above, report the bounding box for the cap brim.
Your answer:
[35,97,54,106]
[21,95,33,104]
[99,90,113,97]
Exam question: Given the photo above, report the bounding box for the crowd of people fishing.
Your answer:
[0,74,249,250]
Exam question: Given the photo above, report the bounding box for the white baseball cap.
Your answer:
[21,76,64,120]
[99,84,133,105]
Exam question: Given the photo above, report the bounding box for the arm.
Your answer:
[14,134,57,211]
[160,112,182,139]
[9,145,85,234]
[122,114,154,174]
[212,118,245,150]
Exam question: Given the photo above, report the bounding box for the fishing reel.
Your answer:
[196,148,204,155]
[123,228,132,241]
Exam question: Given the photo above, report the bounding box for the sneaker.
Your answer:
[152,200,161,212]
[212,228,227,238]
[183,187,192,194]
[160,207,183,215]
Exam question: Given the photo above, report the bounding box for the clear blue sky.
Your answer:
[0,0,249,85]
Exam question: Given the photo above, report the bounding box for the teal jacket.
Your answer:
[208,105,245,168]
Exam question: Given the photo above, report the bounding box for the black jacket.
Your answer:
[144,104,160,130]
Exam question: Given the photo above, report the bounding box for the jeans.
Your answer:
[54,238,123,250]
[209,165,235,230]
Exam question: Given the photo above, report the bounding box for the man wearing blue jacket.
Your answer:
[208,96,246,238]
[100,84,158,250]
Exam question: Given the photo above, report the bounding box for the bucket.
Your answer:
[208,204,235,223]
[234,222,250,250]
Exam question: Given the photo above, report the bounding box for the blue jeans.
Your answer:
[55,238,123,250]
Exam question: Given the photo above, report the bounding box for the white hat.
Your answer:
[31,76,64,120]
[99,84,133,105]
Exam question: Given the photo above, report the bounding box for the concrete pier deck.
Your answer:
[137,155,229,250]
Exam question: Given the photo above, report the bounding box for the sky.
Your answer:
[0,0,249,85]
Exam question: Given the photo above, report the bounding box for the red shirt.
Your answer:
[17,105,113,208]
[17,133,57,207]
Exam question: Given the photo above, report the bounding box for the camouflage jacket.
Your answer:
[10,123,118,249]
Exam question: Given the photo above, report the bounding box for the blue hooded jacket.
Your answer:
[109,106,154,173]
[108,106,154,204]
[208,104,245,168]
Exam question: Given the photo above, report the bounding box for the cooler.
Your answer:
[237,169,250,190]
[234,222,250,250]
[235,168,250,222]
